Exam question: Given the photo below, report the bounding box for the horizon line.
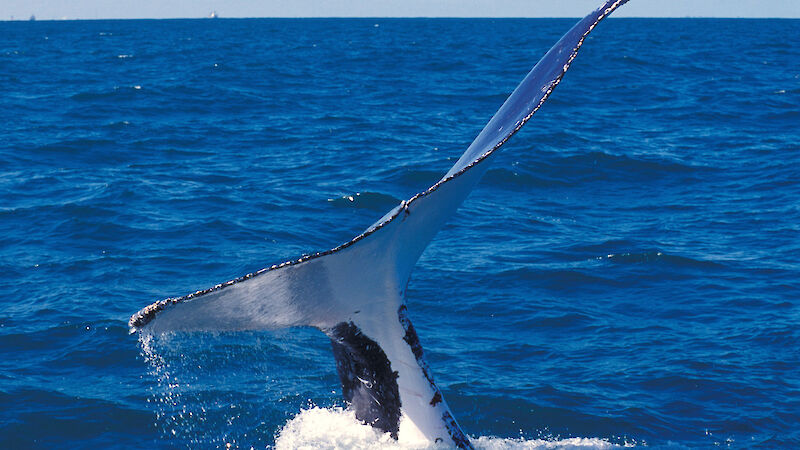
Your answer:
[3,15,799,22]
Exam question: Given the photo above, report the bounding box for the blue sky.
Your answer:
[3,0,799,20]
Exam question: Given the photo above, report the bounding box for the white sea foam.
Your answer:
[275,406,627,450]
[140,335,634,448]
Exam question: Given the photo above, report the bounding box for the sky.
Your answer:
[3,0,799,20]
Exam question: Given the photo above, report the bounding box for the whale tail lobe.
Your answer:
[130,1,631,447]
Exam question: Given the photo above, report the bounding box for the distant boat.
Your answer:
[208,11,218,19]
[29,15,36,21]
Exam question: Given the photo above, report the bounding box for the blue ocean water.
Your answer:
[1,16,799,448]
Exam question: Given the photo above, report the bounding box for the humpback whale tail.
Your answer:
[130,1,630,447]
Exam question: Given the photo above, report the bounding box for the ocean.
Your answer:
[0,15,798,449]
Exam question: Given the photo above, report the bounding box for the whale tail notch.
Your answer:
[130,1,630,447]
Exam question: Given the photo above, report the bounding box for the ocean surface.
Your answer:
[1,16,799,449]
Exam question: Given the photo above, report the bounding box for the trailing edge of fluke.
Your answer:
[131,1,631,447]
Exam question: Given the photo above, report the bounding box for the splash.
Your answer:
[276,407,626,450]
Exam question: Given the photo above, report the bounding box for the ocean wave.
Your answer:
[70,85,144,101]
[478,151,705,190]
[564,242,725,270]
[0,387,153,448]
[327,191,401,211]
[495,268,618,290]
[597,252,725,270]
[483,168,569,189]
[545,151,702,181]
[383,168,446,188]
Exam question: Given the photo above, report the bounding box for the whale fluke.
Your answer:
[131,1,630,447]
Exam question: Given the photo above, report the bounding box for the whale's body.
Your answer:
[131,1,631,447]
